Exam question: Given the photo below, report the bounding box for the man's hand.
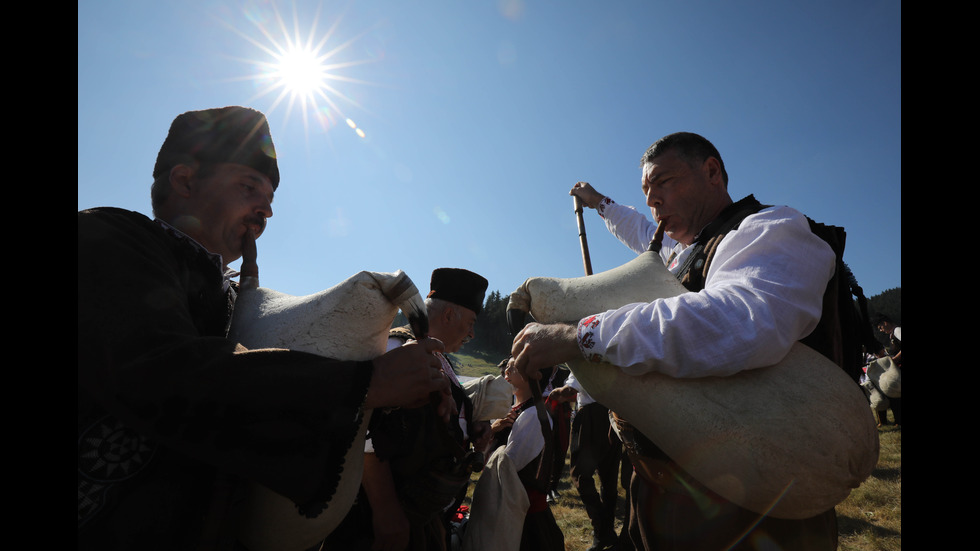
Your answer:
[490,409,518,434]
[510,322,580,380]
[366,338,451,411]
[570,181,606,209]
[548,385,578,403]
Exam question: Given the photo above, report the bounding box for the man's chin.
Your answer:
[223,243,243,266]
[446,343,463,354]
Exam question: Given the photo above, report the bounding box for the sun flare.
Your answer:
[274,45,329,99]
[220,1,378,139]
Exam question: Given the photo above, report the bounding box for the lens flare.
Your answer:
[434,207,451,225]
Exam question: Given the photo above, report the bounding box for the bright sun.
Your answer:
[275,45,328,99]
[223,1,375,139]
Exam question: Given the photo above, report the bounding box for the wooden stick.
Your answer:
[573,195,594,276]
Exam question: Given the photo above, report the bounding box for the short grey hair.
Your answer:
[425,297,460,320]
[640,132,729,187]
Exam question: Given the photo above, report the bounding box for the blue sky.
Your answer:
[78,0,901,303]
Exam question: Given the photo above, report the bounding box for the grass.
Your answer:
[836,414,901,551]
[453,351,901,551]
[451,352,507,378]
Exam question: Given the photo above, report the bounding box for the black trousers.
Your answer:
[570,403,623,541]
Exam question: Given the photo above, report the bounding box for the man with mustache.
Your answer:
[510,132,841,550]
[78,106,450,550]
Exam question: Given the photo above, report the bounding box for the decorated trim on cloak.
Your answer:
[77,415,159,528]
[296,359,375,518]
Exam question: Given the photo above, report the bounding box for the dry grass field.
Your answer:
[834,416,901,551]
[464,422,900,550]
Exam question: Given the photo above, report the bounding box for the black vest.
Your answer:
[670,195,866,379]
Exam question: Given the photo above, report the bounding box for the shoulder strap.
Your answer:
[676,195,767,291]
[802,219,878,383]
[674,200,875,384]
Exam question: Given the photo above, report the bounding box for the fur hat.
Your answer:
[153,106,280,189]
[427,268,488,315]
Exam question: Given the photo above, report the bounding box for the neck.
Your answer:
[515,386,533,404]
[692,195,764,245]
[690,197,733,243]
[156,216,227,269]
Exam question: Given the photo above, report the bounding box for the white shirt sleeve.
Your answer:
[597,199,658,255]
[504,406,550,471]
[598,197,680,262]
[564,372,594,407]
[577,205,836,378]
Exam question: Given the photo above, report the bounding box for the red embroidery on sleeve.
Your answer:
[596,196,614,219]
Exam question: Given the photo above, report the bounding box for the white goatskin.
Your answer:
[228,270,426,551]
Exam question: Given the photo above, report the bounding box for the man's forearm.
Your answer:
[361,453,402,513]
[361,452,410,548]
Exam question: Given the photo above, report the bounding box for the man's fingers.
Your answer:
[510,340,543,380]
[510,324,532,358]
[422,336,446,355]
[511,322,580,380]
[367,340,451,410]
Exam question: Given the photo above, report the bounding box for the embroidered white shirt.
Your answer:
[578,197,835,378]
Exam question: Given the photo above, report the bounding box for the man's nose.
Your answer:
[645,191,661,209]
[258,199,273,219]
[252,207,271,238]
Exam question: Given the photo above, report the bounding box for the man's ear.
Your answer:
[440,304,456,325]
[702,157,724,188]
[169,164,196,198]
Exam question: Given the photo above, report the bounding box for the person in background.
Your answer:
[325,268,492,551]
[490,362,566,551]
[555,373,626,551]
[875,315,902,426]
[542,364,572,503]
[859,346,891,427]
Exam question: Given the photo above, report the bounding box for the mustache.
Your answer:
[245,216,268,233]
[246,216,267,235]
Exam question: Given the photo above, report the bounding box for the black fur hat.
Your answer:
[153,106,280,189]
[427,268,489,315]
